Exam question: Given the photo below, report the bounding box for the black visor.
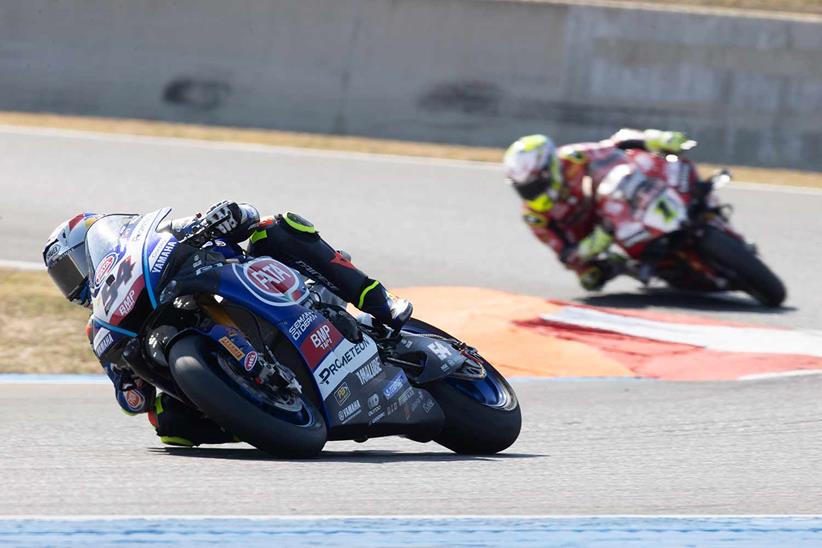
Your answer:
[513,172,551,201]
[47,244,89,301]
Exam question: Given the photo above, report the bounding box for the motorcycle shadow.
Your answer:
[579,288,796,314]
[151,446,542,463]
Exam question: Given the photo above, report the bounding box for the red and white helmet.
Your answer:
[43,213,100,306]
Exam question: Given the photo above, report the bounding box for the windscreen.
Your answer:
[85,214,137,276]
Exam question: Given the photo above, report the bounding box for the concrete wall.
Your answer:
[1,0,820,169]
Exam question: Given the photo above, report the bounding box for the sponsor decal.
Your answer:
[383,371,407,400]
[422,398,435,414]
[602,201,625,216]
[45,244,61,264]
[310,324,335,350]
[354,358,382,386]
[124,389,145,411]
[288,311,318,341]
[294,260,340,292]
[334,382,352,405]
[317,338,373,386]
[337,400,361,423]
[663,162,691,193]
[367,393,382,418]
[384,400,399,418]
[398,386,415,406]
[219,336,245,361]
[195,265,221,276]
[623,229,651,247]
[243,351,258,372]
[616,221,649,247]
[93,328,114,356]
[246,259,296,296]
[313,337,376,400]
[102,265,141,322]
[150,240,177,274]
[299,321,343,367]
[93,253,117,285]
[368,411,385,425]
[427,341,453,361]
[117,289,138,318]
[405,389,423,420]
[367,393,379,410]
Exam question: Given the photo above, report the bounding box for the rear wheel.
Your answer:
[696,227,786,307]
[402,320,521,454]
[168,335,327,458]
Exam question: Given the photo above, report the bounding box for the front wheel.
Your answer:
[696,226,786,307]
[402,319,521,454]
[168,335,327,458]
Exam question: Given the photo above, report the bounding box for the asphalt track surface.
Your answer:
[4,377,822,515]
[2,125,821,328]
[1,126,822,516]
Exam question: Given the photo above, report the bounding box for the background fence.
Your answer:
[1,0,820,168]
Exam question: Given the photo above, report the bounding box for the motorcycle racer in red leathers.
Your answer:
[504,129,694,291]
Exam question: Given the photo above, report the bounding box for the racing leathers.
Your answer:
[94,202,412,446]
[514,129,692,290]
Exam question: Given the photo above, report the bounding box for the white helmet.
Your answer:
[503,134,562,204]
[43,213,100,306]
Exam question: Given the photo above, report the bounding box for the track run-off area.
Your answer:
[2,126,822,525]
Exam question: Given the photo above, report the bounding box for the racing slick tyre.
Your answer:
[402,319,521,455]
[697,226,786,307]
[169,335,327,458]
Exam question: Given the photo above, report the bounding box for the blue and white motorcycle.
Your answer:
[86,208,521,457]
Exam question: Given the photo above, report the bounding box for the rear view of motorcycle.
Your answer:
[86,208,521,458]
[595,149,786,307]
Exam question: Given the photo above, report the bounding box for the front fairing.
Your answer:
[87,208,182,359]
[167,256,437,431]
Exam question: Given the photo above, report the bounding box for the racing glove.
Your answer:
[574,226,614,264]
[203,201,260,240]
[644,130,696,154]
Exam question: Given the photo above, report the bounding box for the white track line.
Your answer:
[738,369,822,381]
[541,306,822,357]
[726,182,822,196]
[0,124,502,172]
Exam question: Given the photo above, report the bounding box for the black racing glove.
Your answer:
[202,201,261,241]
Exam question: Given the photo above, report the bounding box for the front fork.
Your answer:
[164,295,302,394]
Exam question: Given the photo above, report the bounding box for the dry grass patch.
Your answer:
[623,0,822,16]
[0,269,98,373]
[524,0,822,17]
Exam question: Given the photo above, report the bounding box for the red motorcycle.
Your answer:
[595,147,786,307]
